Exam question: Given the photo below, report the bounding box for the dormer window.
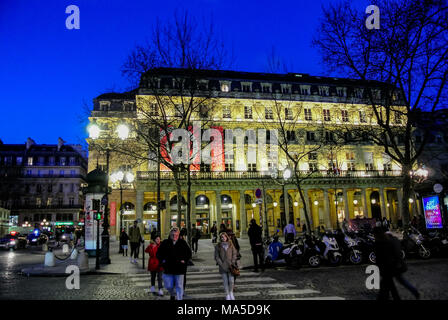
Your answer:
[336,87,347,97]
[300,85,310,95]
[241,82,252,92]
[319,86,329,96]
[220,81,230,92]
[199,80,209,91]
[99,101,110,111]
[123,101,135,111]
[261,83,272,93]
[281,84,291,94]
[173,78,184,90]
[354,88,364,99]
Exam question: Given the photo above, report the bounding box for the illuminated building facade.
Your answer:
[88,69,422,239]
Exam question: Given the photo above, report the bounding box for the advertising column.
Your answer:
[84,193,104,253]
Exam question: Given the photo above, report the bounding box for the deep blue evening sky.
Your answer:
[0,0,367,147]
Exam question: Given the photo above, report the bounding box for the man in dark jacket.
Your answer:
[191,224,201,254]
[374,226,420,300]
[248,219,264,272]
[157,227,192,300]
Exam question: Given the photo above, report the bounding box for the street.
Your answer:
[0,239,447,300]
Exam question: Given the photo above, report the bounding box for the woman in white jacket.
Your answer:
[214,232,238,300]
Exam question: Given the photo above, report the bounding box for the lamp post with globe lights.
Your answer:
[87,120,131,265]
[110,169,134,253]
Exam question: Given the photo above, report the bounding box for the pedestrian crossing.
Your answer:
[127,265,345,300]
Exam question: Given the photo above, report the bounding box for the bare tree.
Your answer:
[100,10,233,243]
[313,0,448,229]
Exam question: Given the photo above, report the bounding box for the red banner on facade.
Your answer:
[110,202,116,226]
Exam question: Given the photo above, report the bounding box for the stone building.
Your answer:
[87,68,422,239]
[0,138,87,228]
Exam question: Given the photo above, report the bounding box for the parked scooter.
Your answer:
[296,234,322,268]
[264,232,302,268]
[334,229,363,265]
[401,226,431,259]
[315,230,343,266]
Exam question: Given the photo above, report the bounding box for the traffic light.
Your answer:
[95,212,102,220]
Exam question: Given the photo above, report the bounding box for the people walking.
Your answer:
[219,223,228,234]
[382,217,390,231]
[373,226,420,300]
[283,220,296,244]
[248,219,264,272]
[211,223,218,243]
[145,234,164,296]
[119,228,129,256]
[129,220,142,263]
[157,227,192,301]
[214,232,238,300]
[191,224,201,254]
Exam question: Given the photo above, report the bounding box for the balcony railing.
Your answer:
[137,170,403,181]
[11,204,83,210]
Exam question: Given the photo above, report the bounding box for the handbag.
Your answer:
[229,264,240,277]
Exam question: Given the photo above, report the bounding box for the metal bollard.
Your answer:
[77,250,89,270]
[62,244,69,254]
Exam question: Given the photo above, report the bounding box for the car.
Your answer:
[0,232,28,250]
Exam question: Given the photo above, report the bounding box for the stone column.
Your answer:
[343,188,350,221]
[323,189,331,229]
[239,190,247,238]
[216,190,222,226]
[379,187,388,219]
[164,191,171,239]
[362,188,369,218]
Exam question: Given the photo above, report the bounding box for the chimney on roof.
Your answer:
[26,137,35,150]
[57,137,66,151]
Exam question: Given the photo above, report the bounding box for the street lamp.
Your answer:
[110,169,134,253]
[116,124,130,140]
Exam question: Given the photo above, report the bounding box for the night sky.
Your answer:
[0,0,367,146]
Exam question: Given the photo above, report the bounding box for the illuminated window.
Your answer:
[27,157,33,166]
[221,84,230,92]
[323,109,331,121]
[16,157,23,165]
[244,106,252,119]
[285,108,293,120]
[359,111,367,123]
[306,131,315,142]
[265,107,273,120]
[304,108,312,121]
[223,106,231,119]
[248,163,257,172]
[341,110,349,122]
[59,157,66,166]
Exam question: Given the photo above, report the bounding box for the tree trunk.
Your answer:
[401,164,412,230]
[173,170,183,229]
[297,185,312,235]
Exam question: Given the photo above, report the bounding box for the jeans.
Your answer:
[221,272,234,295]
[130,242,139,259]
[251,245,264,270]
[151,271,163,289]
[163,273,184,300]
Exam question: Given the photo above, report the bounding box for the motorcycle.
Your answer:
[422,229,448,258]
[334,229,363,265]
[315,231,343,266]
[401,226,431,259]
[352,230,377,264]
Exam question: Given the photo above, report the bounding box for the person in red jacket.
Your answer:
[145,234,164,296]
